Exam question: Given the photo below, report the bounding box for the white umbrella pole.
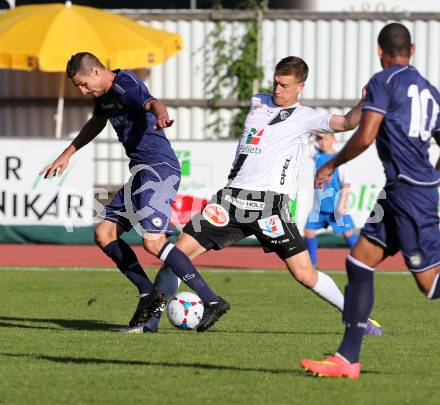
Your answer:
[55,72,65,139]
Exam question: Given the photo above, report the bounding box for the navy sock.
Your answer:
[344,234,359,248]
[428,273,440,299]
[102,239,154,295]
[337,255,375,363]
[158,242,218,304]
[305,236,318,266]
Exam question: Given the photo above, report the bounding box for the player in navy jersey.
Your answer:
[39,52,226,331]
[301,23,440,379]
[304,132,358,268]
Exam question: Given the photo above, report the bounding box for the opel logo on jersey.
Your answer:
[280,157,292,185]
[269,107,296,125]
[202,204,230,227]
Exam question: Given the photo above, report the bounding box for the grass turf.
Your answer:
[0,267,439,404]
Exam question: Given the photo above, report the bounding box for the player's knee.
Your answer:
[415,272,440,299]
[343,230,353,238]
[304,229,315,239]
[419,283,433,298]
[175,233,205,259]
[94,224,113,249]
[292,266,316,287]
[94,229,102,247]
[424,283,439,300]
[143,237,165,256]
[299,273,316,288]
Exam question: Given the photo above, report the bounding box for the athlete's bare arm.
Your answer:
[316,111,384,189]
[329,86,367,132]
[329,100,363,132]
[145,99,174,129]
[39,115,107,178]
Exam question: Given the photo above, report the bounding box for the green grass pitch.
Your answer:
[0,267,439,404]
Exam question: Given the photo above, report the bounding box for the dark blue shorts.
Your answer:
[305,212,355,234]
[361,182,440,272]
[104,162,180,235]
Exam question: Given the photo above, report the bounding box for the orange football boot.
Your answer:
[300,355,361,379]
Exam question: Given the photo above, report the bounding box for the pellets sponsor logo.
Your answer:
[246,128,264,145]
[238,144,262,154]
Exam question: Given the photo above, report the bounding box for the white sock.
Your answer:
[143,265,181,331]
[311,271,344,312]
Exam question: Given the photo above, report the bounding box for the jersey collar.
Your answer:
[269,97,300,109]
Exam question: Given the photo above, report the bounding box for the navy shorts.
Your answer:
[104,162,180,234]
[305,212,356,234]
[361,182,440,272]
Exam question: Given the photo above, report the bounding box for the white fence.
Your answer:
[0,11,439,185]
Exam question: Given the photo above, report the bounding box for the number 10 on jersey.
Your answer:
[408,84,439,141]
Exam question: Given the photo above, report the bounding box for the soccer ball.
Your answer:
[166,292,204,330]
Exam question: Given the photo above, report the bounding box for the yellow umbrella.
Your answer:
[0,1,183,136]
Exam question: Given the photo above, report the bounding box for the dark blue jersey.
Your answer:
[93,69,179,169]
[363,64,440,186]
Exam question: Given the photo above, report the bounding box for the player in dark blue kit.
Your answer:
[304,132,358,268]
[301,23,440,378]
[40,52,228,331]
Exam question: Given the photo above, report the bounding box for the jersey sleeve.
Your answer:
[305,110,333,133]
[123,82,156,110]
[363,73,391,115]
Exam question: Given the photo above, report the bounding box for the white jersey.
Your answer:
[226,93,333,198]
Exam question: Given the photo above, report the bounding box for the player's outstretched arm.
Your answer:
[316,111,383,189]
[145,99,175,129]
[39,115,107,178]
[329,99,364,132]
[329,86,367,132]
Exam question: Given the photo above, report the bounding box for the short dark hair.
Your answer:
[378,23,412,57]
[66,52,105,79]
[275,56,308,82]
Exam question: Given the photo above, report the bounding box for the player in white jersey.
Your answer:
[226,94,330,199]
[133,56,382,334]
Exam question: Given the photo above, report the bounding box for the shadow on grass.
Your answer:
[0,316,123,331]
[208,329,342,336]
[2,352,304,376]
[0,316,342,336]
